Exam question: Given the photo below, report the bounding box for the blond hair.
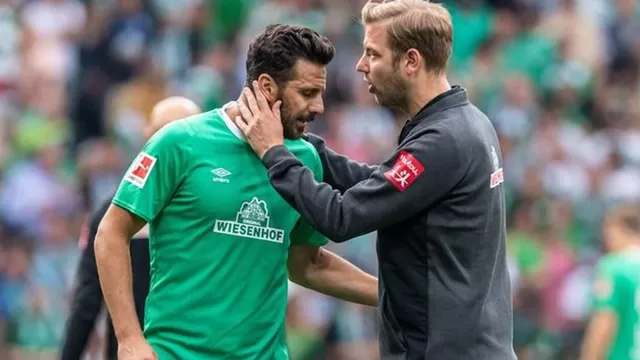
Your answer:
[361,0,453,73]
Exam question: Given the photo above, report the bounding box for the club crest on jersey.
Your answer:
[490,146,504,189]
[384,150,424,192]
[125,152,157,188]
[213,197,285,243]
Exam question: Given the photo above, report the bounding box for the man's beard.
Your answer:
[278,97,315,140]
[372,68,410,113]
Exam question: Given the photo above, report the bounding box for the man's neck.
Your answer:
[221,100,248,141]
[407,75,451,117]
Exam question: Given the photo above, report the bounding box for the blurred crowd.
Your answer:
[0,0,638,359]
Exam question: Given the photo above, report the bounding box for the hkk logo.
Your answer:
[384,151,424,192]
[389,167,411,188]
[213,197,285,243]
[399,152,421,176]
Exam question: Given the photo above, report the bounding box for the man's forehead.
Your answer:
[290,60,327,88]
[363,22,388,49]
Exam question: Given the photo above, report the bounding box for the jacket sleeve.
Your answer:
[304,133,378,192]
[263,127,468,242]
[61,200,111,360]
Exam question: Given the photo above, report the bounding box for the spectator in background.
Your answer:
[0,139,77,240]
[5,210,79,358]
[1,239,39,360]
[70,0,157,147]
[21,0,87,80]
[105,54,167,159]
[97,0,155,85]
[536,0,605,75]
[606,0,640,69]
[61,97,201,360]
[0,0,21,99]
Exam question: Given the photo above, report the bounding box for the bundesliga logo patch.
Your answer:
[125,152,157,188]
[384,150,424,191]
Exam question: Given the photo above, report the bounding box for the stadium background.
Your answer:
[0,0,638,359]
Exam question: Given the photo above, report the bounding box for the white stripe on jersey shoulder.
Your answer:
[218,102,247,142]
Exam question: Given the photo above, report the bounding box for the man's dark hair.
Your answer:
[245,24,335,87]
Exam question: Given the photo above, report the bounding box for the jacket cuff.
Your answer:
[262,145,293,168]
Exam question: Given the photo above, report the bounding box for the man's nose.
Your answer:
[356,56,368,73]
[310,97,324,114]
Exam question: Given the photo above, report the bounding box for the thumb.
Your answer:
[272,101,282,120]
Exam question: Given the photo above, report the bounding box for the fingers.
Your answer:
[236,95,253,124]
[243,86,260,116]
[231,113,247,130]
[252,81,270,112]
[235,116,250,134]
[272,100,282,119]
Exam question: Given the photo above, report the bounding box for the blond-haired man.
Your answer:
[235,1,516,359]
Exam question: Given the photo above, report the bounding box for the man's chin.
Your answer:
[372,93,402,111]
[373,94,388,107]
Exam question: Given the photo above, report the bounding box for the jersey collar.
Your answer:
[219,102,247,142]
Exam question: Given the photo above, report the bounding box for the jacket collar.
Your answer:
[398,86,468,143]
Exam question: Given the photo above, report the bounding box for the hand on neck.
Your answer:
[225,100,242,121]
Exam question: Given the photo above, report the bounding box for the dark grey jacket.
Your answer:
[262,87,516,360]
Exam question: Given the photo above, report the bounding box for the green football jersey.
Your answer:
[112,105,328,360]
[592,248,640,360]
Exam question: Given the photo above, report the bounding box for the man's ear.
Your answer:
[257,74,279,103]
[404,49,422,77]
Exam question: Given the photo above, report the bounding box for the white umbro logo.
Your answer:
[212,168,231,183]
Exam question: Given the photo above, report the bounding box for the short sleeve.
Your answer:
[290,145,327,247]
[591,260,622,312]
[290,218,329,247]
[112,122,191,223]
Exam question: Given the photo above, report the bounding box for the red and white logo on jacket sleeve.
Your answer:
[125,152,157,188]
[384,150,424,191]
